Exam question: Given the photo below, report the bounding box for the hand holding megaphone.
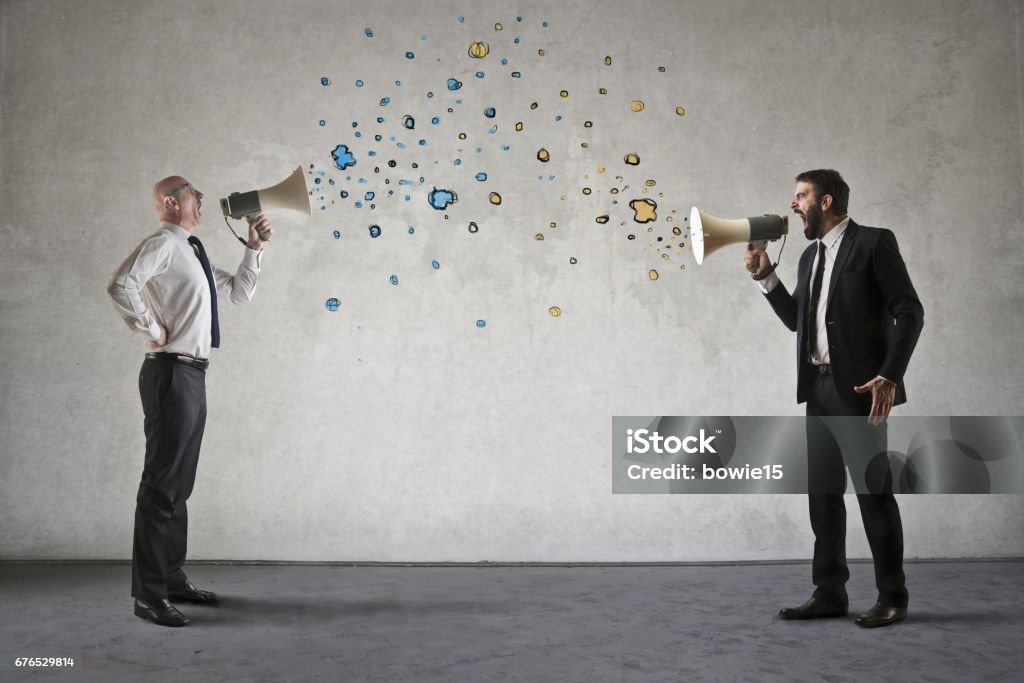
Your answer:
[246,213,273,244]
[744,243,771,275]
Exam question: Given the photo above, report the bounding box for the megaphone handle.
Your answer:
[246,214,272,241]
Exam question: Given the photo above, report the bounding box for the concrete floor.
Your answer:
[1,561,1021,682]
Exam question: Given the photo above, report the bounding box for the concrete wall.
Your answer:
[1,0,1021,561]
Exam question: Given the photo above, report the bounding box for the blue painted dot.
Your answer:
[377,116,385,123]
[405,195,411,201]
[458,16,464,22]
[402,115,415,129]
[406,51,415,59]
[548,175,555,180]
[475,147,482,153]
[397,142,406,149]
[427,91,434,98]
[432,260,440,269]
[514,37,520,44]
[365,191,375,200]
[390,274,399,285]
[476,320,487,328]
[355,79,364,87]
[341,191,349,198]
[352,121,358,127]
[358,178,368,184]
[447,78,462,91]
[369,225,381,238]
[555,115,562,121]
[325,298,340,311]
[321,77,330,86]
[367,150,377,157]
[418,139,427,146]
[380,97,390,106]
[501,58,508,65]
[542,21,549,27]
[328,179,335,185]
[511,71,521,78]
[355,131,362,138]
[314,178,321,185]
[332,230,341,239]
[431,116,441,124]
[421,34,428,40]
[319,119,326,126]
[354,201,363,208]
[390,135,396,141]
[408,227,415,234]
[364,27,373,37]
[475,172,487,181]
[517,16,523,22]
[395,80,401,86]
[456,99,462,105]
[484,107,496,118]
[502,145,510,151]
[476,71,485,78]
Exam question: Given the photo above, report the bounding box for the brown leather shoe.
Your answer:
[779,596,849,620]
[134,598,190,627]
[167,581,219,604]
[855,602,907,628]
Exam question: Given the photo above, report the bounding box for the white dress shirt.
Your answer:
[757,217,850,365]
[108,222,262,359]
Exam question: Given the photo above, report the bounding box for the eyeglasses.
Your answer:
[166,182,200,198]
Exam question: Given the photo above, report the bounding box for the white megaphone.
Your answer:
[219,165,311,242]
[689,207,788,265]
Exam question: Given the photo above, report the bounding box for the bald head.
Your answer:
[152,175,204,231]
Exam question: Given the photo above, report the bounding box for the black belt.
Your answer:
[145,352,209,371]
[813,363,832,375]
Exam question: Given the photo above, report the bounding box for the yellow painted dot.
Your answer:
[675,106,686,116]
[495,22,503,30]
[604,56,612,65]
[596,215,609,224]
[537,148,550,162]
[560,194,567,201]
[666,216,673,223]
[489,124,498,133]
[489,192,502,205]
[673,226,681,235]
[624,153,640,165]
[631,100,645,112]
[549,222,557,228]
[679,264,686,270]
[597,166,606,173]
[538,49,545,56]
[458,132,467,140]
[630,198,658,223]
[609,188,619,195]
[581,142,589,148]
[535,233,545,240]
[515,121,524,131]
[645,179,656,187]
[468,41,490,59]
[560,90,569,98]
[530,102,539,109]
[549,306,562,317]
[648,269,660,281]
[661,253,669,261]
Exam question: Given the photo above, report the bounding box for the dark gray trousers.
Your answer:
[131,357,207,601]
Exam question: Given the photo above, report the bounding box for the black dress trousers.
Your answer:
[131,357,207,601]
[805,369,908,607]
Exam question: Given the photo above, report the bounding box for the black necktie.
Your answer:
[188,235,220,349]
[807,241,826,362]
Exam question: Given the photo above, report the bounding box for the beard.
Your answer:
[803,203,824,240]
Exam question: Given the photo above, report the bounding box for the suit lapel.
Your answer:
[825,220,858,313]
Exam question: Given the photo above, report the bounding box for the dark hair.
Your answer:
[795,169,849,216]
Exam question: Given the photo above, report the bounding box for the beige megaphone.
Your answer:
[219,165,311,241]
[689,207,788,265]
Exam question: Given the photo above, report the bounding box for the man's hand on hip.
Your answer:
[853,376,897,425]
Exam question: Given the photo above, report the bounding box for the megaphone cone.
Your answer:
[219,165,312,229]
[689,207,788,265]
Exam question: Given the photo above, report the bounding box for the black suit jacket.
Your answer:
[765,220,924,412]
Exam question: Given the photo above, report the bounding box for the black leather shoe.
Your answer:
[134,598,190,627]
[779,596,849,620]
[168,581,219,604]
[855,602,907,628]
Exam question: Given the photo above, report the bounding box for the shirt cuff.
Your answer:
[755,270,780,294]
[242,246,262,269]
[146,319,162,341]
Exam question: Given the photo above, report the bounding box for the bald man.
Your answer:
[108,176,272,627]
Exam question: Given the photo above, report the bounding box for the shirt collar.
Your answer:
[819,216,850,250]
[160,222,192,240]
